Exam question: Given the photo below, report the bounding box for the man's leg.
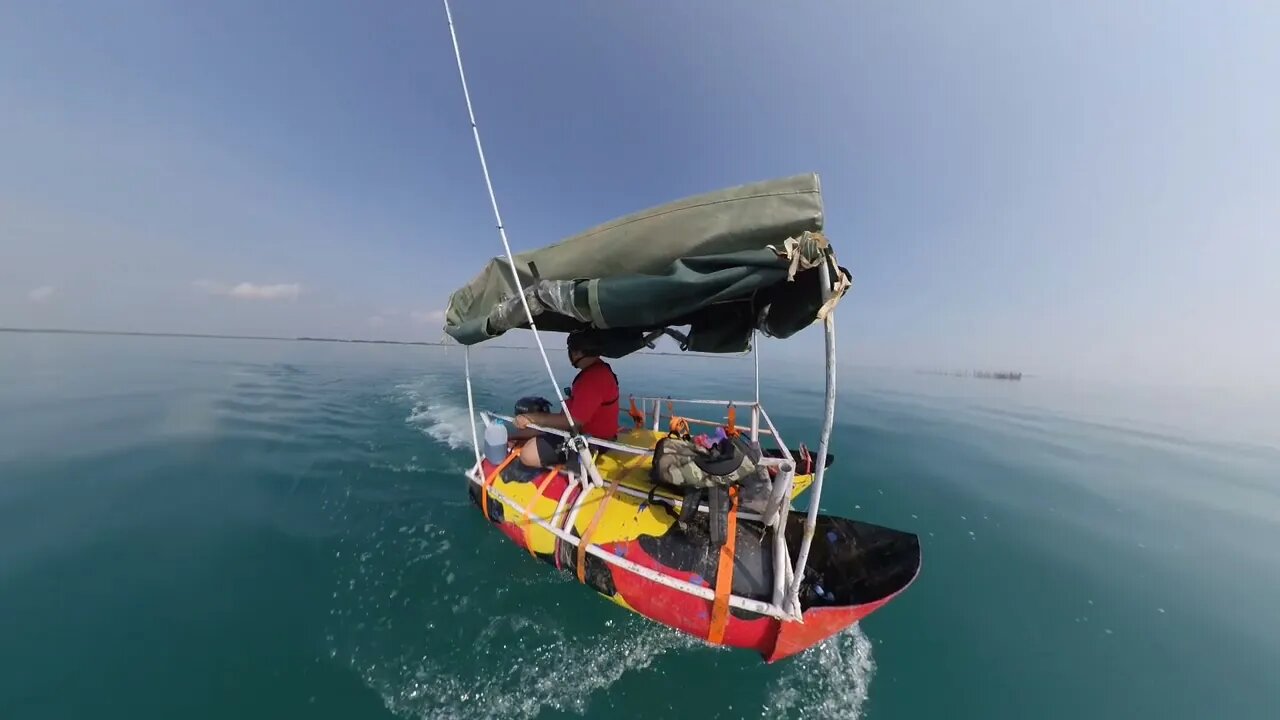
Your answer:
[520,434,558,468]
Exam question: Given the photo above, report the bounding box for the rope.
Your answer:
[442,0,577,437]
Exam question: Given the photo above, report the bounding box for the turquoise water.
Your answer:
[2,332,1277,719]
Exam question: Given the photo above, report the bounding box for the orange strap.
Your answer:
[707,487,740,645]
[521,466,561,556]
[726,404,738,437]
[481,449,520,522]
[575,473,624,584]
[627,395,645,428]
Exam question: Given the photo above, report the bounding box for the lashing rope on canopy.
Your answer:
[442,0,582,451]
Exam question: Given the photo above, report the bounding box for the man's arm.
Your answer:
[509,411,574,439]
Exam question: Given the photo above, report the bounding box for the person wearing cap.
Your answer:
[510,332,620,468]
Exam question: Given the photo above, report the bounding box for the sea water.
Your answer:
[1,331,1277,719]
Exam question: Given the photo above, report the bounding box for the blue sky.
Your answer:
[2,1,1276,386]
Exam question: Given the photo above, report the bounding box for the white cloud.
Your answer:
[411,309,445,325]
[367,315,387,328]
[27,285,57,302]
[194,280,301,301]
[228,282,301,301]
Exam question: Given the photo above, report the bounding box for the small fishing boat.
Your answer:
[439,3,919,661]
[443,173,921,661]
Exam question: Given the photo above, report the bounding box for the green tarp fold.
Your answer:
[444,173,848,355]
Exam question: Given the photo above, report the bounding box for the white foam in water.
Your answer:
[400,383,478,450]
[356,613,699,720]
[405,403,473,449]
[764,625,876,720]
[328,487,702,720]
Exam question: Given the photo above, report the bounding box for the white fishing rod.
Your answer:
[441,0,579,441]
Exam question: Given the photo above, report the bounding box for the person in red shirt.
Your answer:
[512,332,620,468]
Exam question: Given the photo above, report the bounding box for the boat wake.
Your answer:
[362,614,699,720]
[326,501,701,719]
[398,381,479,451]
[765,625,876,719]
[406,401,474,450]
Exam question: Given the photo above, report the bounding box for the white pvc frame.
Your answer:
[460,298,838,622]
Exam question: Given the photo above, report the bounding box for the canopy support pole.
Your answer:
[786,260,838,615]
[463,346,482,472]
[771,507,788,610]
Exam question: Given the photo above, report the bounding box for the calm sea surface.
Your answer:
[1,332,1277,719]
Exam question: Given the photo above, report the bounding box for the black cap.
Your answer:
[566,331,599,356]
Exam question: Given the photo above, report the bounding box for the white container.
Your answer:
[483,422,509,465]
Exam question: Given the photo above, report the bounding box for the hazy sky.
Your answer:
[2,1,1276,386]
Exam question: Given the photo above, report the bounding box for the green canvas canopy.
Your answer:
[443,173,851,356]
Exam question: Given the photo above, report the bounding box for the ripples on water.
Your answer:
[2,334,1277,720]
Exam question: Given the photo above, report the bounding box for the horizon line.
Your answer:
[0,326,462,347]
[0,326,749,359]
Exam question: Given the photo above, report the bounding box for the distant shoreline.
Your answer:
[917,369,1025,381]
[0,326,734,358]
[0,326,458,347]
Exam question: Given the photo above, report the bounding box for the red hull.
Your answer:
[472,457,921,660]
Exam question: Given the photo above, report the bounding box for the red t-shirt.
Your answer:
[566,360,619,440]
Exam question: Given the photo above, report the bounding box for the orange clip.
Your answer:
[628,395,645,428]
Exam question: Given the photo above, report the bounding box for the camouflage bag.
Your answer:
[650,434,760,489]
[648,433,761,545]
